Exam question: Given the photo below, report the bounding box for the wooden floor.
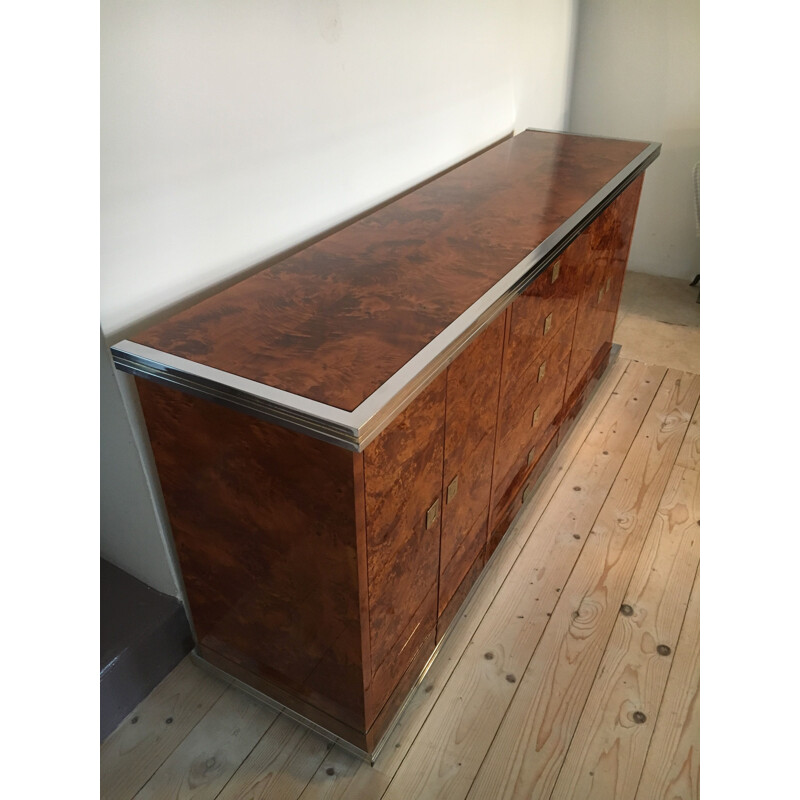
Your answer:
[101,357,700,800]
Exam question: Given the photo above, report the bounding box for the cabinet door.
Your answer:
[438,313,505,625]
[363,373,446,685]
[566,177,644,401]
[597,174,645,351]
[489,312,574,547]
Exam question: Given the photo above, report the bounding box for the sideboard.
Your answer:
[111,129,660,761]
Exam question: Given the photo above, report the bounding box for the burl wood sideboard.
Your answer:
[112,129,660,761]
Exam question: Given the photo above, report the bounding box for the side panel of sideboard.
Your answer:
[135,380,369,739]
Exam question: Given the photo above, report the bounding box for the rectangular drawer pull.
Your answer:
[426,498,439,529]
[527,447,536,466]
[538,361,547,383]
[543,313,553,335]
[532,405,541,426]
[447,476,459,503]
[598,287,604,303]
[551,261,560,283]
[605,276,612,293]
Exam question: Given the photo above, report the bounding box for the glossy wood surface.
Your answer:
[486,429,560,560]
[438,313,505,617]
[135,379,365,730]
[125,137,652,757]
[566,176,643,400]
[363,373,446,680]
[365,586,438,734]
[491,308,575,524]
[437,543,486,640]
[132,131,649,411]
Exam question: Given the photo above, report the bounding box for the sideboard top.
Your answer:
[113,129,659,449]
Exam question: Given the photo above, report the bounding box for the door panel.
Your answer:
[364,373,446,678]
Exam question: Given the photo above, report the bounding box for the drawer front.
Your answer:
[438,513,488,622]
[364,373,445,680]
[492,311,575,500]
[505,251,581,377]
[487,429,559,559]
[437,542,486,641]
[440,314,505,575]
[365,585,437,728]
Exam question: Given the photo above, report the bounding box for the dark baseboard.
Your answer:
[100,558,193,741]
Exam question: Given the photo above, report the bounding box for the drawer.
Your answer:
[438,513,487,626]
[505,254,582,377]
[493,313,574,494]
[487,430,559,559]
[365,585,437,728]
[437,542,486,641]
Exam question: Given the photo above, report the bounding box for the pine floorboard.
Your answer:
[101,357,700,800]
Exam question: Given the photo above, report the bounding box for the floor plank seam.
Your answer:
[113,673,233,800]
[542,484,695,800]
[458,365,671,800]
[209,708,289,800]
[631,560,700,800]
[374,364,636,800]
[544,416,698,800]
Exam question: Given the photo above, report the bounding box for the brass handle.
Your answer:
[538,361,547,383]
[605,276,612,293]
[527,446,536,466]
[447,476,459,504]
[598,287,604,303]
[426,498,439,529]
[551,261,561,283]
[532,405,541,426]
[543,313,553,335]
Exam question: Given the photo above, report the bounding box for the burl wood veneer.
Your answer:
[115,129,657,759]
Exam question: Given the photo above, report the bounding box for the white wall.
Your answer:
[569,0,699,280]
[100,331,180,595]
[100,0,578,593]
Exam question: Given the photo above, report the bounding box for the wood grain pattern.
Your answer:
[304,359,633,800]
[105,358,634,800]
[215,715,331,800]
[132,686,276,800]
[505,245,582,378]
[565,177,643,402]
[438,313,505,617]
[559,342,613,445]
[550,466,700,799]
[363,373,446,679]
[132,131,649,411]
[101,657,230,800]
[364,586,437,734]
[466,370,699,800]
[136,380,365,731]
[635,570,700,800]
[437,540,486,639]
[593,174,644,357]
[380,361,666,800]
[486,430,559,560]
[490,312,575,536]
[675,402,700,470]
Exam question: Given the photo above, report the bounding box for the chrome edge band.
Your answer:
[112,341,362,450]
[189,650,376,763]
[111,139,660,452]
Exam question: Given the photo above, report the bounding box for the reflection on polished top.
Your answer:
[131,131,651,412]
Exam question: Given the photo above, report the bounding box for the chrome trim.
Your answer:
[111,137,659,452]
[112,340,362,450]
[347,141,659,449]
[189,651,376,763]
